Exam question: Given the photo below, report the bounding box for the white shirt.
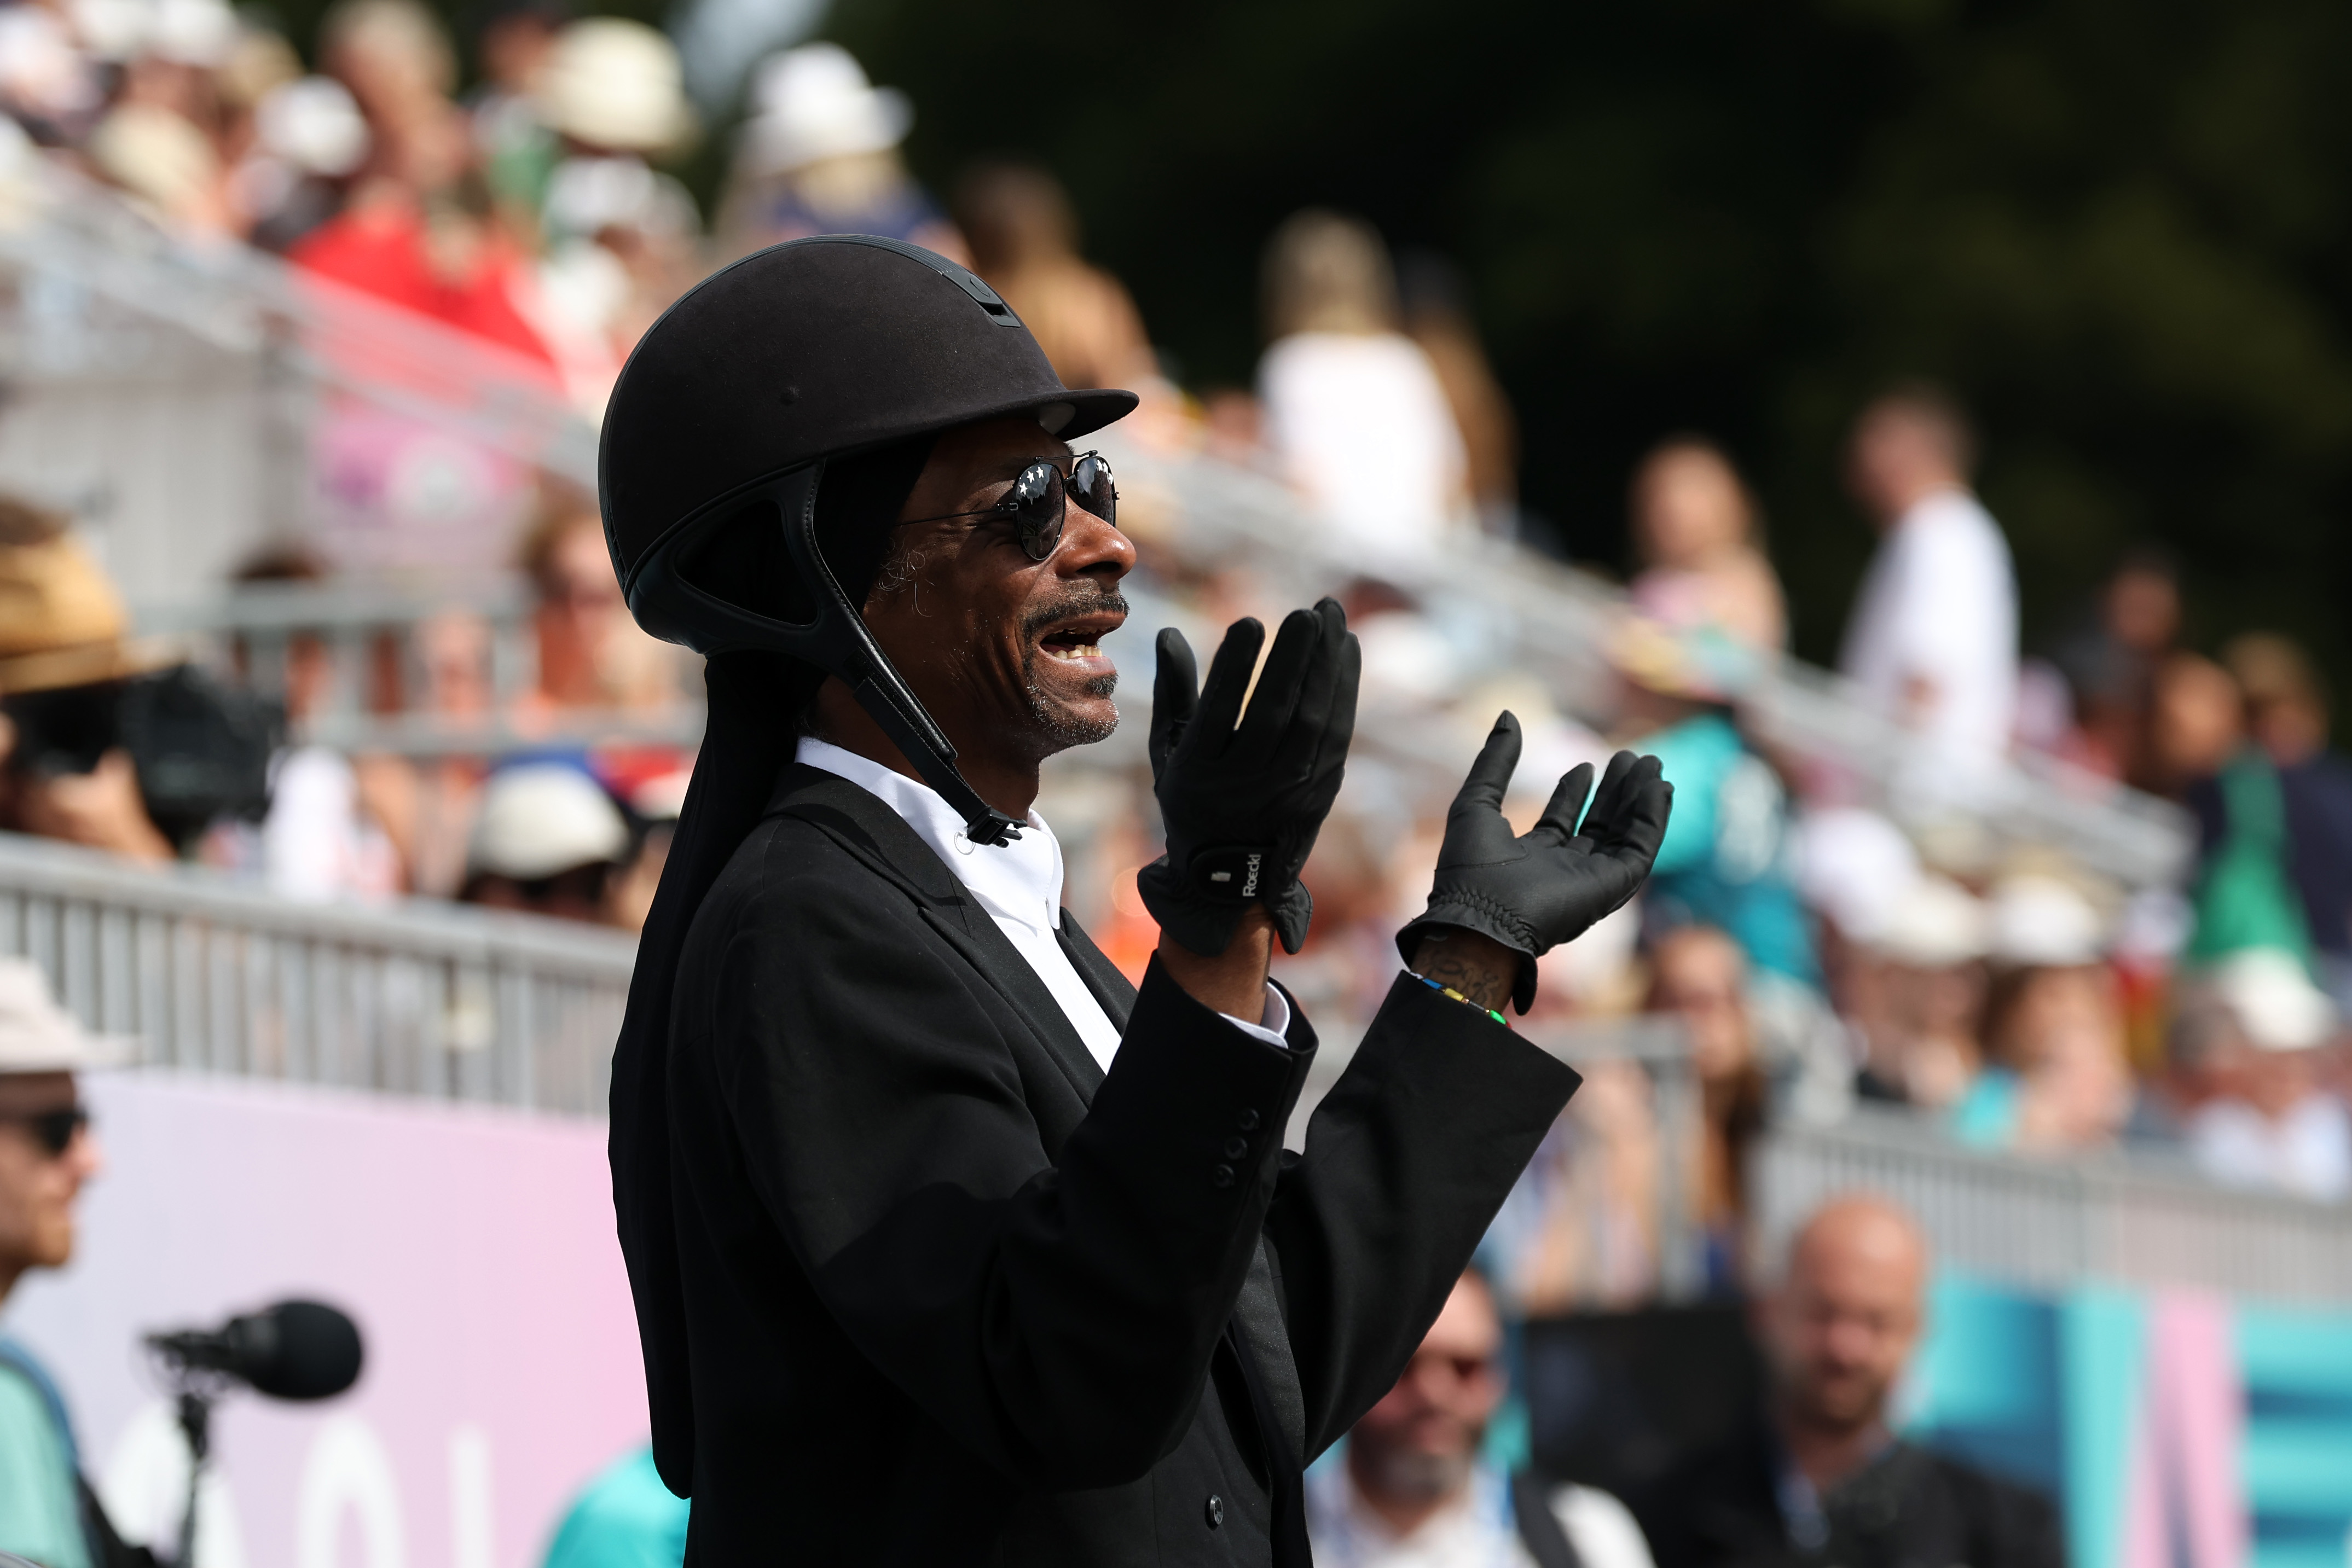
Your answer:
[2189,1093,2352,1202]
[1307,1460,1656,1568]
[1258,331,1469,566]
[1837,487,2018,762]
[795,739,1289,1070]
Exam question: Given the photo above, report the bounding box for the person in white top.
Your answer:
[1837,386,2018,766]
[1308,1269,1656,1568]
[1256,209,1470,565]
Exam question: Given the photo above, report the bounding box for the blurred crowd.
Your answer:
[0,0,2347,1323]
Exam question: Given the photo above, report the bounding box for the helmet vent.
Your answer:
[821,233,1026,328]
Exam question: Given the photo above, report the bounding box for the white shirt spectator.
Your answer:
[1259,331,1469,565]
[260,746,401,903]
[795,737,1287,1068]
[1308,1459,1656,1568]
[1837,487,2018,763]
[2189,1093,2352,1202]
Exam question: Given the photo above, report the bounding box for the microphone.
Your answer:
[147,1300,364,1402]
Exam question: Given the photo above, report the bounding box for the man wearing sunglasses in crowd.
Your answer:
[0,957,131,1568]
[601,236,1673,1566]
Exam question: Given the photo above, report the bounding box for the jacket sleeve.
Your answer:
[1261,971,1581,1458]
[694,856,1314,1491]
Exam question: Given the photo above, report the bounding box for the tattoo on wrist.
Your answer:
[1413,936,1512,1012]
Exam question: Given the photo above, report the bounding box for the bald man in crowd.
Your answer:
[1632,1195,2060,1568]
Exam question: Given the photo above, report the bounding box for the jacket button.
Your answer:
[1205,1494,1224,1529]
[1210,1164,1236,1188]
[1236,1108,1261,1131]
[1223,1136,1249,1160]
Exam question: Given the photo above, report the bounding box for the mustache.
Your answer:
[1020,586,1129,641]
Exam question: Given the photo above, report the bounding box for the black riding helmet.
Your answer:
[600,234,1139,843]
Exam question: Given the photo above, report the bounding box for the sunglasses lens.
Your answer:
[1069,454,1117,527]
[1007,462,1064,561]
[34,1107,84,1156]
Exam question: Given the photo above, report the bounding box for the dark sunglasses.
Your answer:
[903,451,1117,561]
[0,1105,89,1157]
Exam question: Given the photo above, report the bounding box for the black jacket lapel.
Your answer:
[769,766,1107,1104]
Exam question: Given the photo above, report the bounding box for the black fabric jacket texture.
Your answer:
[1631,1424,2065,1568]
[657,765,1580,1565]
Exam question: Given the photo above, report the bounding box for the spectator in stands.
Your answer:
[468,0,569,228]
[2148,651,2243,798]
[1838,386,2017,772]
[0,499,172,865]
[518,501,691,715]
[523,19,701,411]
[1629,438,1788,653]
[1858,877,1988,1110]
[1258,209,1470,563]
[2043,547,2181,787]
[1398,252,1521,537]
[1309,1268,1656,1568]
[2180,648,2322,983]
[955,160,1157,396]
[1632,1195,2060,1568]
[84,0,241,236]
[223,543,405,902]
[714,43,963,263]
[1954,935,2140,1154]
[1488,1058,1665,1314]
[2182,949,2349,1200]
[294,0,559,368]
[1647,924,1765,1292]
[0,957,130,1568]
[2216,634,2352,1008]
[461,761,631,925]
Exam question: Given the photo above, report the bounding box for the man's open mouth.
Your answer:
[1032,608,1126,664]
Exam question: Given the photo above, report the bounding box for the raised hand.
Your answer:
[1396,712,1672,1013]
[1137,597,1360,957]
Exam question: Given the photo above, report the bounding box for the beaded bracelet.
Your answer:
[1412,971,1509,1029]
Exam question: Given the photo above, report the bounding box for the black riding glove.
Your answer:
[1396,712,1674,1013]
[1137,597,1360,957]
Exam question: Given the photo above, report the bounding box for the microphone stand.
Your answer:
[173,1385,212,1568]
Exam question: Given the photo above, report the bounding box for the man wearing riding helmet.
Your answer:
[603,235,1672,1566]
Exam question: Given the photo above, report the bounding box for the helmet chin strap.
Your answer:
[622,461,1026,846]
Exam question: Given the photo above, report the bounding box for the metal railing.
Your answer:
[0,829,633,1116]
[1752,1107,2352,1305]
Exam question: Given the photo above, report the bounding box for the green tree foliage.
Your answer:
[830,0,2352,685]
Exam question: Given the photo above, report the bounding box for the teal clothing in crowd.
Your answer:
[543,1447,688,1568]
[1950,1068,2023,1149]
[0,1337,92,1568]
[1637,712,1819,985]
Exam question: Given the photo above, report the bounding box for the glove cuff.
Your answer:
[1395,906,1539,1014]
[1136,856,1247,957]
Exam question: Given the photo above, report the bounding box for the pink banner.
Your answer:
[0,1071,650,1568]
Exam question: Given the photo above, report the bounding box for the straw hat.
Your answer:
[0,957,129,1074]
[534,18,695,155]
[468,763,630,880]
[740,43,909,176]
[1986,873,2107,967]
[0,502,169,696]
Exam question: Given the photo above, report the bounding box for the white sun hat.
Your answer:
[740,42,910,176]
[2210,949,2338,1053]
[469,763,631,881]
[534,18,696,155]
[1987,873,2107,967]
[0,957,130,1074]
[1875,875,1990,968]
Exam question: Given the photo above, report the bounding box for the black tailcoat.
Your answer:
[662,765,1579,1564]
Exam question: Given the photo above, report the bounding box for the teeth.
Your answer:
[1044,643,1100,661]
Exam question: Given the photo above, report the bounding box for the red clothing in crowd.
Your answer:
[291,202,558,369]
